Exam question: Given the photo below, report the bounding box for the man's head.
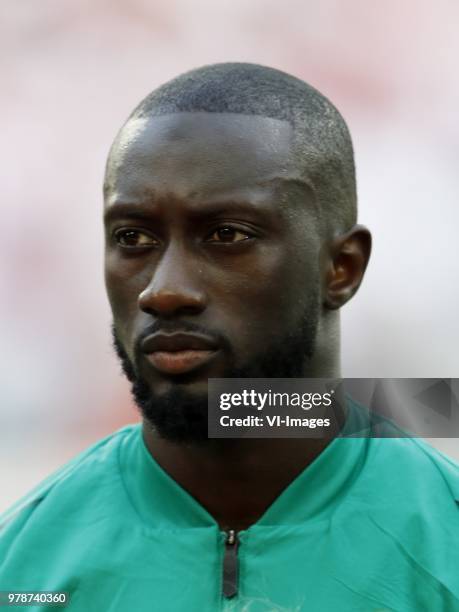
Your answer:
[103,63,371,443]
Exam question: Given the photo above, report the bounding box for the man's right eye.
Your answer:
[113,229,158,248]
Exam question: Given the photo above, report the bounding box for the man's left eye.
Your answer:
[206,226,252,243]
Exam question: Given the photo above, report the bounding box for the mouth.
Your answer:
[140,332,219,376]
[145,349,218,375]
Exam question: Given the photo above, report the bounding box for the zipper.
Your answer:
[222,529,239,598]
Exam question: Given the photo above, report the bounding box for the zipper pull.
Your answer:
[222,529,239,598]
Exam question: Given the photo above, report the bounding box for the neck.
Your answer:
[142,425,342,531]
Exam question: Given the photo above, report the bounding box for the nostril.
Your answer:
[138,288,206,317]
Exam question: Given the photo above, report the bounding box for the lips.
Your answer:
[140,332,219,375]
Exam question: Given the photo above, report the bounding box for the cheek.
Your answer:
[104,254,145,336]
[209,243,319,340]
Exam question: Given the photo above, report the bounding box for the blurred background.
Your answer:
[1,0,458,510]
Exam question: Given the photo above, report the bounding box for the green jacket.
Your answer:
[1,407,459,611]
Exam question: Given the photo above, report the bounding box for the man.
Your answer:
[1,63,458,611]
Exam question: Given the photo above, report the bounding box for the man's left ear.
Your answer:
[323,225,372,309]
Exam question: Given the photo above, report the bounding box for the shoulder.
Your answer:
[404,436,459,497]
[345,434,459,525]
[333,436,459,607]
[356,436,459,565]
[0,424,140,555]
[343,398,459,508]
[366,435,459,504]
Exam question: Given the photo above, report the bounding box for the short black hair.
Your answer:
[127,62,357,232]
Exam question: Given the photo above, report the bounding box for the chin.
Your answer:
[137,382,211,445]
[145,370,213,398]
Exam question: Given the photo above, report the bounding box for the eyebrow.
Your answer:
[103,200,272,226]
[104,206,157,223]
[103,177,317,223]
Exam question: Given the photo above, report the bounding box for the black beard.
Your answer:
[111,306,319,445]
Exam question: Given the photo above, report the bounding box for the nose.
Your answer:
[138,245,207,318]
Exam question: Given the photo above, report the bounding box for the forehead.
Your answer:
[104,112,299,205]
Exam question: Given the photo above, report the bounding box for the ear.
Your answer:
[323,225,372,309]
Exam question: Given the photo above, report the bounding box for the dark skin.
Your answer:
[104,112,371,531]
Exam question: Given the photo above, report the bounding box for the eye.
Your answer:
[114,228,158,248]
[206,226,253,243]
